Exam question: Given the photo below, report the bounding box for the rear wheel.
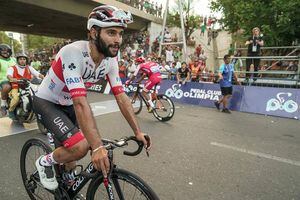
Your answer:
[127,92,143,115]
[20,138,56,200]
[86,168,159,200]
[152,94,175,122]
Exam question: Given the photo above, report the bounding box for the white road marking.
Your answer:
[0,100,121,138]
[210,142,300,167]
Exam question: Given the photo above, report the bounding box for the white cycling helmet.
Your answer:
[87,5,133,30]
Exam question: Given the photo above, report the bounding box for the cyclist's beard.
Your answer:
[95,35,119,57]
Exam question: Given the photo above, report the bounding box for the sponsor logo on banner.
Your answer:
[266,92,298,113]
[165,84,220,101]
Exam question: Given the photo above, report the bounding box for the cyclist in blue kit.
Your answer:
[214,54,240,113]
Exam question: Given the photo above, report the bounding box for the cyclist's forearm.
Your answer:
[73,97,103,150]
[115,93,141,135]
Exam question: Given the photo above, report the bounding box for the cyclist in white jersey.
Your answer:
[33,5,151,190]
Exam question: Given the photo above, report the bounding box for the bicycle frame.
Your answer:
[62,162,96,199]
[53,137,142,200]
[131,84,158,108]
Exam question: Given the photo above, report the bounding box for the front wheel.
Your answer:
[127,92,143,115]
[152,94,175,122]
[20,138,54,199]
[86,168,159,200]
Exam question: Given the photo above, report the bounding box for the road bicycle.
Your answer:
[20,135,159,200]
[126,83,175,122]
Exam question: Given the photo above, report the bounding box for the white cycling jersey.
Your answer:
[36,41,124,105]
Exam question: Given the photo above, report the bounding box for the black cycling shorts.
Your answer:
[220,86,232,96]
[33,96,85,148]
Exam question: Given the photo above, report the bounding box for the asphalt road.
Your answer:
[0,92,299,200]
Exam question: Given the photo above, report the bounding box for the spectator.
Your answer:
[207,70,215,82]
[173,33,178,42]
[214,54,240,113]
[168,62,177,81]
[165,45,174,66]
[228,43,235,56]
[195,44,202,58]
[231,50,243,73]
[245,27,264,81]
[125,44,132,57]
[30,56,42,72]
[176,62,190,85]
[207,28,212,45]
[173,46,182,61]
[199,49,207,69]
[286,61,299,79]
[164,30,172,43]
[127,59,137,78]
[118,60,127,78]
[189,58,201,82]
[159,60,170,73]
[200,22,206,36]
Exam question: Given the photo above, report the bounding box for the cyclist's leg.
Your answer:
[33,96,89,190]
[142,80,153,111]
[33,96,89,162]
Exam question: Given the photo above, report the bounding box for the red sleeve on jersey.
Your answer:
[70,88,87,98]
[111,86,124,96]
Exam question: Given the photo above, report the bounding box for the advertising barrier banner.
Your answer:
[240,86,300,119]
[158,80,244,111]
[88,78,299,120]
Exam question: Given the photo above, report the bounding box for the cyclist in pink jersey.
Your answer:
[33,5,151,190]
[126,57,162,112]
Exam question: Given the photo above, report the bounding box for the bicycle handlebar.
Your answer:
[81,135,148,179]
[101,135,146,156]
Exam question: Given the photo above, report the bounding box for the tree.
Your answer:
[210,0,300,46]
[27,34,64,51]
[167,0,201,40]
[0,31,22,53]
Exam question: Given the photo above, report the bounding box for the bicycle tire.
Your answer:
[152,94,175,122]
[86,168,159,200]
[20,138,54,200]
[127,92,143,115]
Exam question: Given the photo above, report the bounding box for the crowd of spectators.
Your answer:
[117,0,163,17]
[27,39,73,76]
[117,29,216,84]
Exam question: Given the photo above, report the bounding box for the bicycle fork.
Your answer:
[103,149,120,200]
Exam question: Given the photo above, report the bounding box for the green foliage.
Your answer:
[0,31,22,53]
[27,34,64,51]
[167,0,201,40]
[210,0,300,46]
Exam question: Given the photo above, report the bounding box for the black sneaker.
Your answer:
[214,101,220,110]
[222,108,231,114]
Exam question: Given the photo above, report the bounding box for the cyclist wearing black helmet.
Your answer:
[33,5,151,190]
[0,44,16,116]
